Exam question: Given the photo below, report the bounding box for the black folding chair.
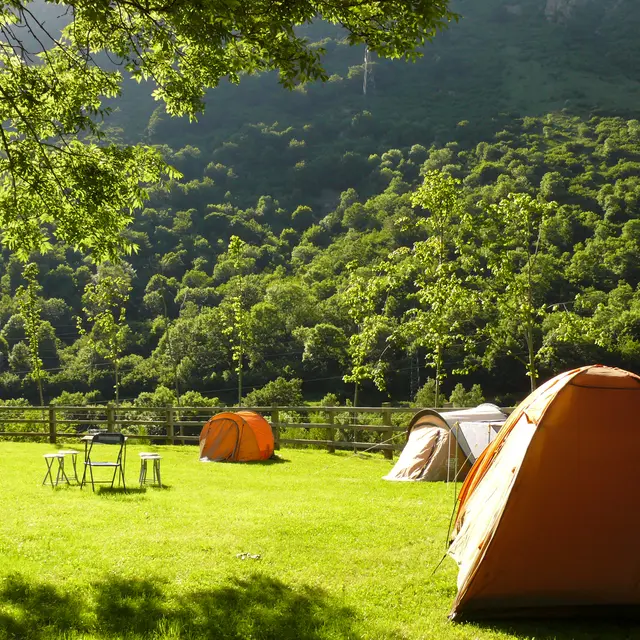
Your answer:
[80,433,127,492]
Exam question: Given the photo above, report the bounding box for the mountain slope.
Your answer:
[101,0,640,213]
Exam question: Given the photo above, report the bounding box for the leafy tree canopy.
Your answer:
[0,0,456,260]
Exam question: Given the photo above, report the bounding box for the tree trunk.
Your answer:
[162,298,182,408]
[168,325,181,406]
[36,375,44,408]
[37,373,45,421]
[114,360,120,406]
[434,344,442,407]
[525,325,537,392]
[238,348,243,406]
[174,375,181,407]
[352,381,359,425]
[525,239,537,392]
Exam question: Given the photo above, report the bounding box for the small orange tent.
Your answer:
[199,411,274,462]
[448,365,640,620]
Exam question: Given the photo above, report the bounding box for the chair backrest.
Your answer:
[92,432,125,445]
[86,433,126,465]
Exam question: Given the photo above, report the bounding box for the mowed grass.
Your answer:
[0,443,636,640]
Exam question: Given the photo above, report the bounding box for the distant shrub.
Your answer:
[448,383,485,408]
[51,391,100,406]
[135,385,176,407]
[131,385,177,437]
[179,390,220,408]
[320,393,340,406]
[178,391,222,426]
[413,378,442,407]
[243,377,304,408]
[0,397,37,440]
[50,390,103,436]
[414,380,484,408]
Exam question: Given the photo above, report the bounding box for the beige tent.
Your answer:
[449,365,640,620]
[383,404,507,482]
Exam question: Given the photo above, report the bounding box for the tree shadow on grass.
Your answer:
[0,572,361,639]
[0,573,87,639]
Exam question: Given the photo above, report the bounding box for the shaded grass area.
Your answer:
[0,442,637,639]
[0,572,358,639]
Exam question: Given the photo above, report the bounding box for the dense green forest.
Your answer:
[1,0,640,407]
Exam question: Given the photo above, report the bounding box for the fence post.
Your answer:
[382,402,393,460]
[48,405,57,444]
[325,408,335,454]
[166,406,175,445]
[107,403,115,432]
[271,404,280,450]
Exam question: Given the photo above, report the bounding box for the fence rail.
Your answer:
[0,404,513,458]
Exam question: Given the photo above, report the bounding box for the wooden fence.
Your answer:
[0,404,512,458]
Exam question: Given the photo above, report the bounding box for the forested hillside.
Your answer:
[107,0,640,211]
[1,0,639,407]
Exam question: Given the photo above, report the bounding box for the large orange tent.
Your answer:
[448,365,640,620]
[199,411,274,462]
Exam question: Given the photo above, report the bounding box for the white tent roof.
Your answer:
[437,403,507,427]
[436,404,507,463]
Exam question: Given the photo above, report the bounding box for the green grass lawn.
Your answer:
[0,442,636,640]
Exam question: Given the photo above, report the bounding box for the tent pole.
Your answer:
[447,421,452,484]
[454,420,459,488]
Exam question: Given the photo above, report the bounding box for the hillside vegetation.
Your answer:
[1,0,639,406]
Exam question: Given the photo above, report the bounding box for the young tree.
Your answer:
[144,274,185,404]
[222,236,250,405]
[16,262,45,406]
[392,170,475,407]
[78,276,132,404]
[0,1,456,260]
[481,193,556,391]
[341,262,395,407]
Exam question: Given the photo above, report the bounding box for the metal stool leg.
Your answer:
[155,459,161,487]
[70,454,78,483]
[57,458,70,486]
[43,456,70,488]
[139,459,147,487]
[43,458,55,487]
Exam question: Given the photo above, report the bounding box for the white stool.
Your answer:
[42,453,70,487]
[57,450,80,483]
[139,453,162,487]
